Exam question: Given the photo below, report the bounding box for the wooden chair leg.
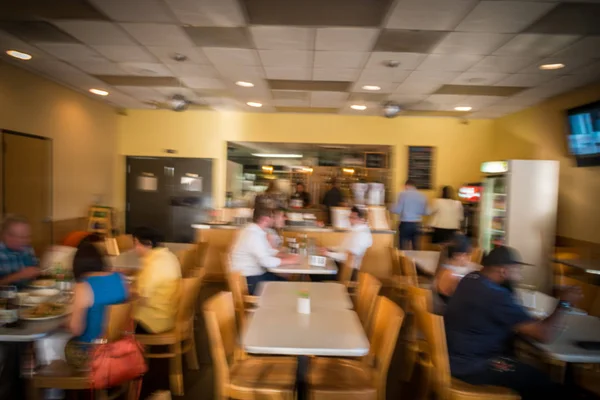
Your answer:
[185,332,200,371]
[169,342,184,396]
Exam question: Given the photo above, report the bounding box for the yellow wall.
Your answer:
[0,61,119,220]
[117,110,496,209]
[493,83,600,244]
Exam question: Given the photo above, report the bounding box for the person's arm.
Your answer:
[255,233,286,269]
[68,282,93,336]
[392,193,404,215]
[436,268,460,297]
[0,267,41,285]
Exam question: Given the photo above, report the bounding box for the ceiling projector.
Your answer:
[169,94,189,112]
[382,102,402,118]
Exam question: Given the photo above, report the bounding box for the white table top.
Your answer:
[402,250,441,275]
[243,308,369,357]
[531,314,600,363]
[272,255,337,275]
[256,282,353,309]
[0,317,67,342]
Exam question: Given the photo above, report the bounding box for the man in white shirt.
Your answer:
[231,207,299,294]
[317,206,373,282]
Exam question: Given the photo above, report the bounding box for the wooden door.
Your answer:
[2,131,52,254]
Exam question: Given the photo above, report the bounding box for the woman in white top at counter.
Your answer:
[430,186,464,244]
[318,206,373,282]
[231,207,299,294]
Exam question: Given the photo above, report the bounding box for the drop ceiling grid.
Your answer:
[0,0,597,117]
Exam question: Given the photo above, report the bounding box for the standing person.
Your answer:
[0,215,41,286]
[132,227,182,334]
[290,182,311,208]
[255,180,287,210]
[231,208,300,294]
[322,177,344,226]
[430,186,464,244]
[444,246,580,400]
[392,179,428,250]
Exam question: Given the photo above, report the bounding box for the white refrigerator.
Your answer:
[478,160,559,291]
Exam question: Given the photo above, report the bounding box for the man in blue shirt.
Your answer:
[0,215,40,286]
[392,179,428,249]
[445,246,579,399]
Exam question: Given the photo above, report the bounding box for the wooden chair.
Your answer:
[204,292,297,400]
[355,273,382,335]
[470,247,484,265]
[226,270,259,333]
[33,302,137,400]
[115,234,134,252]
[135,273,205,396]
[308,296,405,400]
[338,252,357,288]
[407,285,433,313]
[410,298,520,400]
[178,241,209,277]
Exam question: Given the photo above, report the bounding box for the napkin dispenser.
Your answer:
[309,255,327,267]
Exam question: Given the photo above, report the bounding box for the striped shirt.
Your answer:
[0,242,39,278]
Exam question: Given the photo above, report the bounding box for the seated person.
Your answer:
[321,206,373,281]
[444,246,580,400]
[432,234,478,314]
[132,227,182,334]
[266,207,286,250]
[231,207,299,294]
[0,215,41,287]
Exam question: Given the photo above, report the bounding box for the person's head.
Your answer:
[405,179,416,189]
[481,246,528,290]
[253,207,274,229]
[132,227,163,257]
[272,207,287,229]
[349,206,367,226]
[266,180,278,193]
[72,242,108,281]
[296,182,305,193]
[330,177,338,187]
[1,214,31,251]
[446,234,472,265]
[441,185,454,199]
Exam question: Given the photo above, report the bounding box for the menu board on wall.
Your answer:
[365,152,387,169]
[407,146,434,190]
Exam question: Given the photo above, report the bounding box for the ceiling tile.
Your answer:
[518,56,589,75]
[461,95,505,108]
[364,52,426,70]
[432,32,513,55]
[313,68,360,81]
[358,69,411,82]
[35,43,104,62]
[402,110,471,117]
[259,50,312,68]
[88,0,176,23]
[277,106,339,114]
[374,30,448,53]
[68,59,127,75]
[314,51,368,69]
[272,90,311,107]
[551,36,600,61]
[0,31,51,60]
[494,73,554,87]
[242,0,394,27]
[250,26,314,50]
[525,3,600,35]
[348,93,388,102]
[92,45,156,63]
[417,94,467,110]
[0,21,79,43]
[315,28,378,52]
[468,55,541,73]
[385,0,477,30]
[455,1,557,33]
[164,0,245,27]
[265,67,311,80]
[394,71,459,94]
[184,27,252,48]
[310,91,349,107]
[153,87,197,100]
[105,91,153,109]
[120,24,194,47]
[179,76,226,90]
[0,0,109,21]
[341,102,381,116]
[386,94,427,105]
[120,62,174,77]
[451,71,507,85]
[146,47,210,64]
[114,86,160,101]
[434,84,527,96]
[217,65,265,81]
[94,76,181,86]
[24,58,108,88]
[167,63,218,77]
[52,21,136,46]
[269,80,351,92]
[203,48,260,66]
[352,81,399,93]
[417,54,482,72]
[493,34,580,57]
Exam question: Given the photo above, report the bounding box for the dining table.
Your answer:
[0,318,66,342]
[402,250,441,275]
[271,254,338,276]
[552,257,600,276]
[256,281,353,309]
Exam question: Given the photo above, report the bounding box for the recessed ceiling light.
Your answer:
[6,50,32,60]
[247,101,262,108]
[89,88,109,96]
[539,63,565,70]
[454,106,472,112]
[362,85,381,91]
[252,153,303,158]
[351,104,367,111]
[236,81,254,87]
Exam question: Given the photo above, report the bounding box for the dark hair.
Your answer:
[441,186,453,199]
[296,182,304,187]
[132,227,163,248]
[350,206,367,220]
[330,177,337,185]
[73,243,107,280]
[253,207,274,223]
[405,179,416,186]
[447,234,472,258]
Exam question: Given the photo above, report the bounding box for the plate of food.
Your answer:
[15,289,60,306]
[29,279,56,289]
[20,302,70,321]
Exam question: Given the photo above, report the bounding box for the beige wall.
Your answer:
[0,61,118,221]
[492,83,600,244]
[117,109,496,209]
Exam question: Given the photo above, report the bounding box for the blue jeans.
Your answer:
[399,222,420,250]
[246,271,287,295]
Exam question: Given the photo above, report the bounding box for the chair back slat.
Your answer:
[105,302,133,342]
[389,247,402,276]
[195,241,209,269]
[470,247,484,265]
[407,285,433,313]
[399,254,418,286]
[356,273,382,335]
[226,270,249,333]
[338,252,356,286]
[116,234,134,252]
[176,272,205,332]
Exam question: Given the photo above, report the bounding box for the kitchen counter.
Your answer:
[191,223,395,234]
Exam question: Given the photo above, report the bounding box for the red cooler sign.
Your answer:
[458,186,481,202]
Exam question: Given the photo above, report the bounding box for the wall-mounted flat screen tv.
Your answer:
[567,100,600,167]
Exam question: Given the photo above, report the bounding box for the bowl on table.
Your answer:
[16,289,60,306]
[29,279,56,289]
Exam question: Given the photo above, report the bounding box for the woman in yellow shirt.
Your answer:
[132,227,182,334]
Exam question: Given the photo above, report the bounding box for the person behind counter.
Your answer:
[290,182,311,208]
[231,207,300,294]
[430,186,464,244]
[322,177,344,225]
[255,180,287,210]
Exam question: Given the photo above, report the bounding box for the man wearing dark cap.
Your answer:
[444,246,580,400]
